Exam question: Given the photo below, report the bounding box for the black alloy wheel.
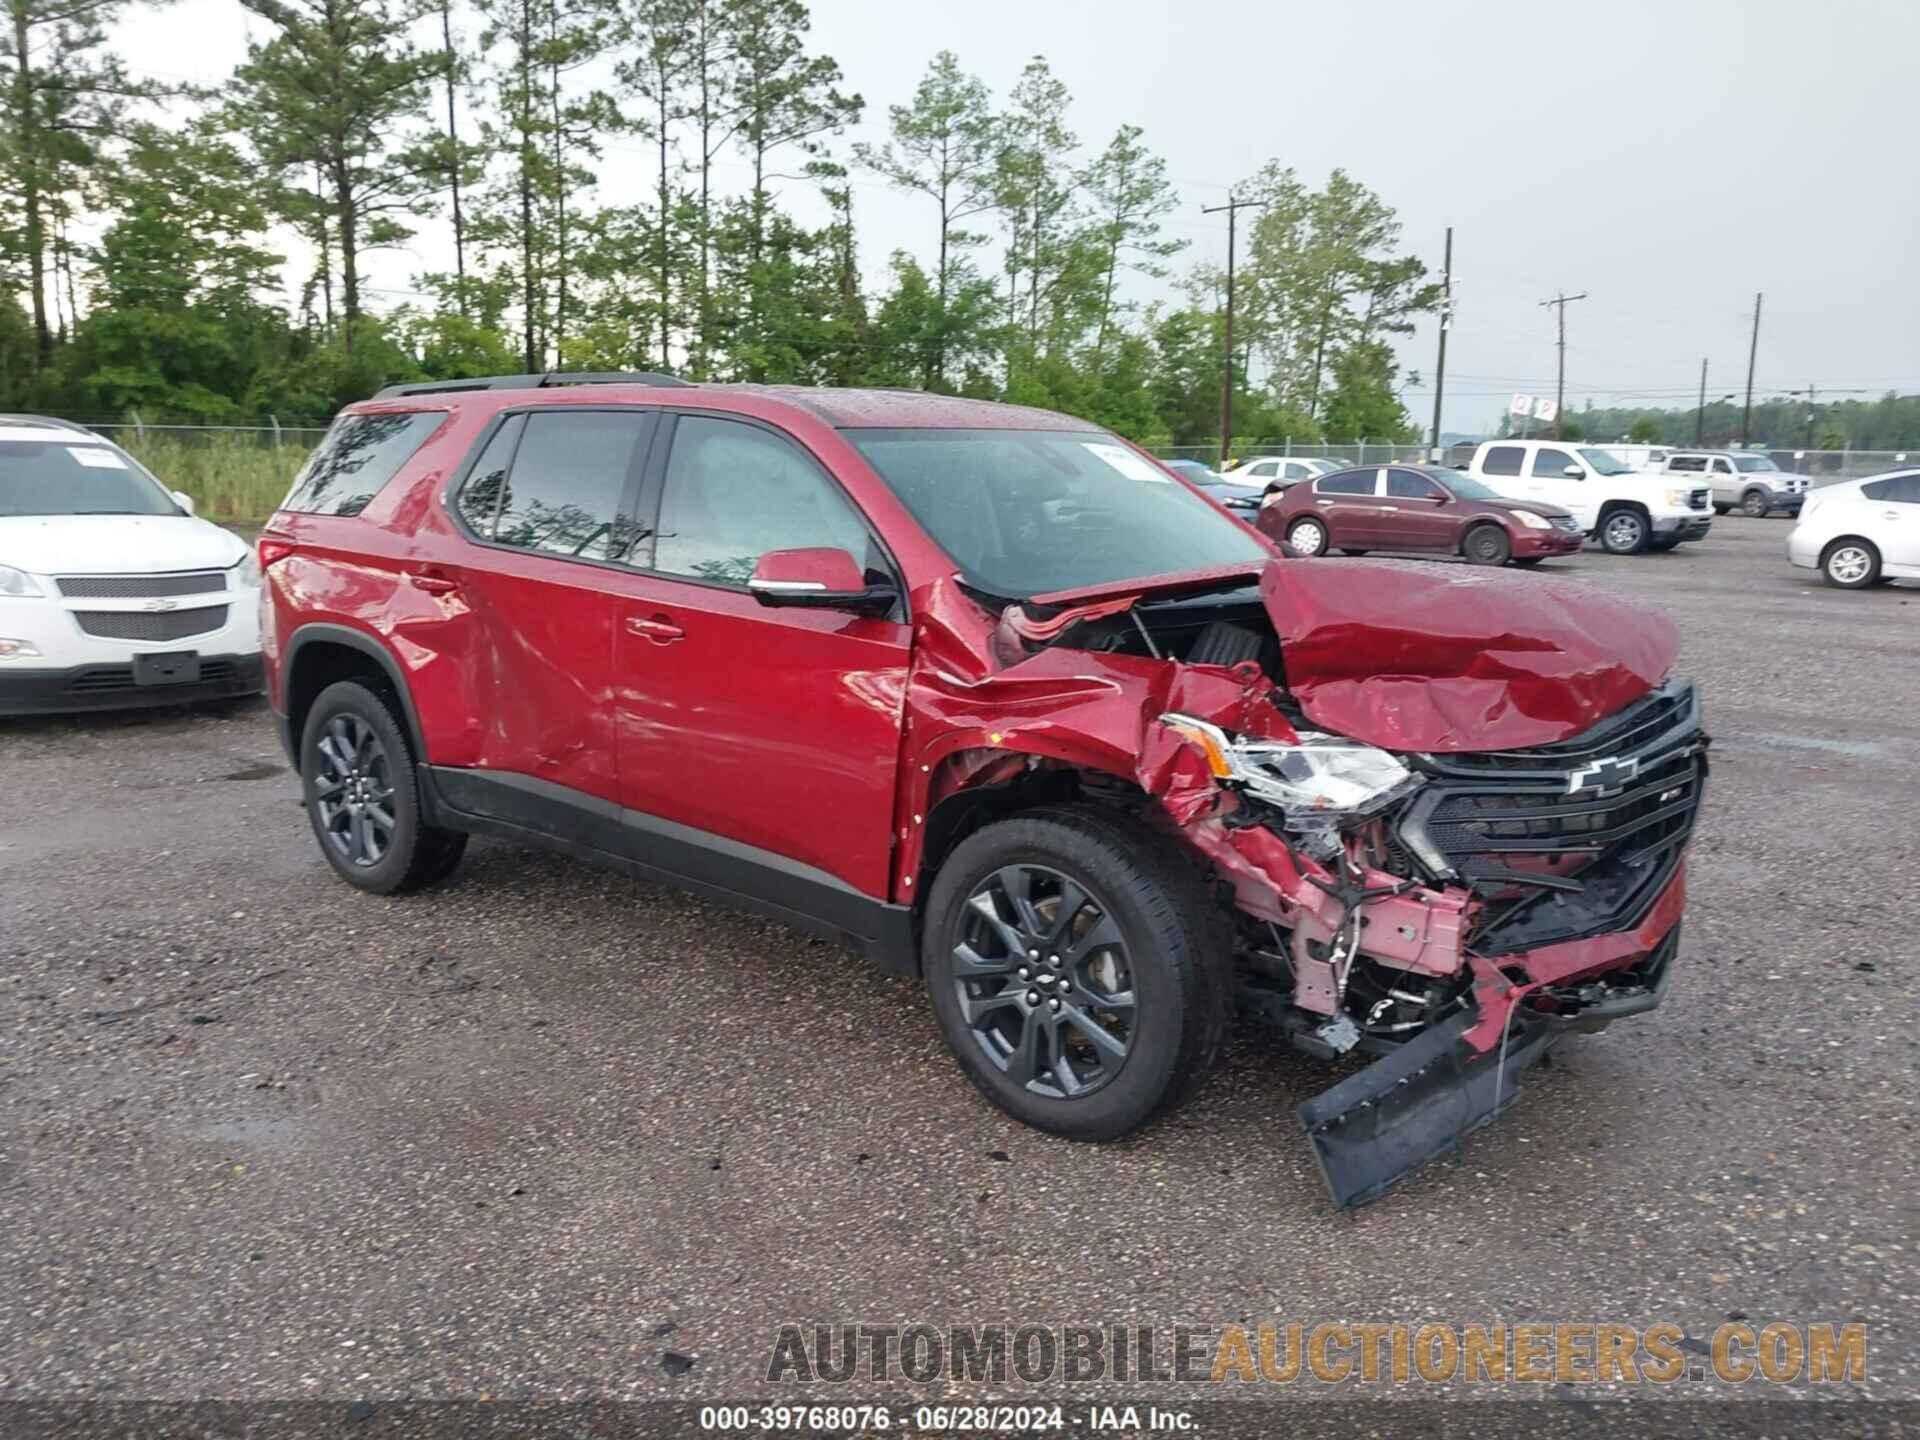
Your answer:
[312,711,396,868]
[950,863,1136,1100]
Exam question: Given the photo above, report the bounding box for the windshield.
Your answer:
[0,438,179,517]
[1732,454,1780,472]
[847,428,1271,598]
[1443,472,1504,501]
[1578,448,1634,475]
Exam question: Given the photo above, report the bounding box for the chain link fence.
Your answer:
[1152,439,1920,483]
[1151,441,1433,468]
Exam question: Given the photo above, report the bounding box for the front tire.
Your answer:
[1286,517,1328,556]
[1599,506,1650,555]
[1462,524,1512,566]
[300,680,467,894]
[1821,538,1881,589]
[922,806,1229,1141]
[1741,489,1772,518]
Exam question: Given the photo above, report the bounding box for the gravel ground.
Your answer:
[1,515,1915,1414]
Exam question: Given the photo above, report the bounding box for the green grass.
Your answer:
[123,435,312,524]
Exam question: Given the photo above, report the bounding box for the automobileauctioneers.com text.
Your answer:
[766,1322,1866,1387]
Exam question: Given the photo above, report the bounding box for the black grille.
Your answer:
[74,606,228,641]
[64,659,244,694]
[1549,515,1582,532]
[56,571,226,598]
[1402,681,1707,952]
[1688,488,1710,511]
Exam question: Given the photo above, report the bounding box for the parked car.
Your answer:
[0,415,263,716]
[1258,463,1585,567]
[262,373,1705,1208]
[1466,440,1712,554]
[1786,468,1920,588]
[1222,455,1337,494]
[1661,450,1810,517]
[1159,460,1262,517]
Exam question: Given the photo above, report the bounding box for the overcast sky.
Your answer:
[113,0,1920,432]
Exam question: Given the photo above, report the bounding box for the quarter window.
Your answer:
[1529,448,1580,479]
[1481,446,1524,477]
[652,416,873,586]
[458,410,652,561]
[282,411,443,516]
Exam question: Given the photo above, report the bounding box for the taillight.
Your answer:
[258,537,296,568]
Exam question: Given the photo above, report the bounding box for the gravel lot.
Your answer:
[2,515,1915,1413]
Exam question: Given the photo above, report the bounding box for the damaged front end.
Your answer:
[967,561,1708,1208]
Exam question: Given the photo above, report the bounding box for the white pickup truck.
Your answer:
[1465,439,1713,554]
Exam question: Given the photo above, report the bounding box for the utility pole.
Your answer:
[1696,358,1708,444]
[1740,291,1763,446]
[1538,291,1587,439]
[1428,226,1453,458]
[1202,195,1265,469]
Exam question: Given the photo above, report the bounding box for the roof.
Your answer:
[0,415,102,440]
[717,385,1090,431]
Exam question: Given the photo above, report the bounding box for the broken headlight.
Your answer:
[1161,714,1420,815]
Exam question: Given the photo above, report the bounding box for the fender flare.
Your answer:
[284,622,428,760]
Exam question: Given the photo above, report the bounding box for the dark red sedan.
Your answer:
[1256,463,1586,567]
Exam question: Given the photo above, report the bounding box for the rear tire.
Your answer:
[1598,506,1650,555]
[1740,489,1771,518]
[922,805,1229,1141]
[1286,517,1328,556]
[1712,502,1732,515]
[1462,524,1512,566]
[1821,538,1881,589]
[300,680,468,894]
[1511,556,1546,568]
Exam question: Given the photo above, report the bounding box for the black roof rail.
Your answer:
[373,371,694,399]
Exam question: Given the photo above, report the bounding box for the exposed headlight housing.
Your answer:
[1161,714,1419,815]
[0,564,42,598]
[1510,509,1550,530]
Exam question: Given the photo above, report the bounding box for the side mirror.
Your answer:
[1424,491,1450,504]
[1563,465,1584,479]
[172,489,196,515]
[748,547,897,616]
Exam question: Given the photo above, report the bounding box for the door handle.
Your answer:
[407,570,459,596]
[626,615,685,643]
[1380,505,1400,512]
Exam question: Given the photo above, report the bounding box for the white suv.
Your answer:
[1466,440,1713,554]
[0,417,263,715]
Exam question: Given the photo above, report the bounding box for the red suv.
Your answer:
[1259,463,1586,566]
[262,375,1705,1208]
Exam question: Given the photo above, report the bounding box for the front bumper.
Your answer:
[1512,528,1586,557]
[0,653,264,716]
[1652,513,1713,540]
[1300,918,1680,1209]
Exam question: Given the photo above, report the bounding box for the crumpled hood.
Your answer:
[0,514,246,576]
[1261,559,1678,752]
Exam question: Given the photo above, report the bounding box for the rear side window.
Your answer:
[1529,448,1579,478]
[282,411,442,516]
[1246,461,1278,478]
[1315,470,1377,496]
[456,410,654,561]
[1481,446,1524,477]
[1863,474,1920,503]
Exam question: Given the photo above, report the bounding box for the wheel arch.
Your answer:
[1459,518,1510,554]
[284,624,426,766]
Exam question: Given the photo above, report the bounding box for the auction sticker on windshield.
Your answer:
[1083,442,1169,482]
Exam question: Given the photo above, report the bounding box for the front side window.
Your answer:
[1246,461,1278,478]
[846,427,1269,599]
[1529,447,1580,478]
[0,436,178,516]
[1731,454,1780,473]
[458,410,652,561]
[283,411,443,516]
[1387,468,1445,499]
[654,416,873,585]
[1711,459,1734,474]
[1862,473,1920,503]
[1578,448,1633,475]
[1481,446,1524,477]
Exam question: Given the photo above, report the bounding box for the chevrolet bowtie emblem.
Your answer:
[1567,756,1639,795]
